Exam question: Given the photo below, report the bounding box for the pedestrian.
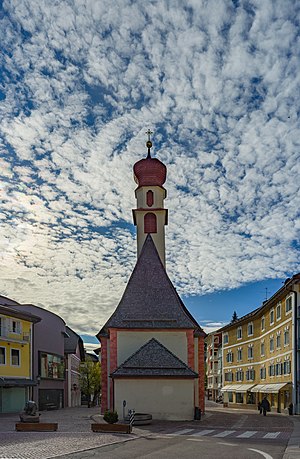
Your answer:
[258,401,262,414]
[260,396,270,416]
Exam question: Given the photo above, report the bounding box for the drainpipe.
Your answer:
[290,289,298,414]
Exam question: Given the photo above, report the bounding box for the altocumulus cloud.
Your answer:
[0,0,300,339]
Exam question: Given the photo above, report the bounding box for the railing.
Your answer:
[0,328,30,343]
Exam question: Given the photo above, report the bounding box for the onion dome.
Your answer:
[133,131,167,187]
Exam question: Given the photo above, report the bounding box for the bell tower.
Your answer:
[132,130,168,267]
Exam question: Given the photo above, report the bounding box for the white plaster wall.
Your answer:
[117,331,187,366]
[135,209,167,266]
[135,186,166,208]
[115,379,194,420]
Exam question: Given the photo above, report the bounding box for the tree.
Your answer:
[231,310,238,323]
[79,356,101,408]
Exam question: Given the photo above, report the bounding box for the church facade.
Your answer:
[97,138,205,420]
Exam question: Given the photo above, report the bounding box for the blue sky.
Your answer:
[1,0,300,350]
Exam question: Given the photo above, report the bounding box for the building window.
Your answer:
[261,342,265,356]
[260,367,266,379]
[226,351,234,363]
[228,392,233,402]
[144,213,157,233]
[0,347,5,365]
[225,372,233,382]
[270,309,274,325]
[11,320,21,334]
[236,392,244,403]
[248,345,253,360]
[39,352,65,379]
[237,348,243,361]
[237,326,242,339]
[261,316,265,331]
[284,330,290,346]
[276,334,281,349]
[248,322,254,336]
[269,364,275,376]
[146,190,154,207]
[11,348,20,366]
[276,303,281,320]
[285,296,292,314]
[246,369,255,381]
[283,360,291,375]
[270,336,274,352]
[223,333,229,344]
[236,370,244,382]
[275,363,282,376]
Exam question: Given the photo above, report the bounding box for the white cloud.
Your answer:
[0,0,299,337]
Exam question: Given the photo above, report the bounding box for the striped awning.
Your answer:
[251,383,289,393]
[221,384,255,392]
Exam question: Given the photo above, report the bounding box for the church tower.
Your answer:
[132,130,168,266]
[97,133,205,421]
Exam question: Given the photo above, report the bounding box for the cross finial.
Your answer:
[145,129,153,158]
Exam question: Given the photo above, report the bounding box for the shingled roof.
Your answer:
[111,338,198,378]
[97,235,204,337]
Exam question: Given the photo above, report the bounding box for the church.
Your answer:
[97,135,205,420]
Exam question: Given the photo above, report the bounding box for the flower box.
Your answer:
[91,423,132,434]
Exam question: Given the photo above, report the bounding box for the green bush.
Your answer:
[103,410,118,424]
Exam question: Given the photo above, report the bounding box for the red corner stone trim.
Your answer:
[100,338,108,414]
[198,335,205,413]
[186,330,194,370]
[110,329,118,410]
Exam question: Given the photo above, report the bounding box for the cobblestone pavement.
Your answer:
[0,404,298,459]
[0,407,135,459]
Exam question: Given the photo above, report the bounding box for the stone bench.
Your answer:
[16,422,58,432]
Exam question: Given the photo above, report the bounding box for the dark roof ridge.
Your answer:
[111,337,198,378]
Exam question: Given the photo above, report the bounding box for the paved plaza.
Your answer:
[0,403,299,458]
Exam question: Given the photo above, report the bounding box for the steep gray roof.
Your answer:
[64,326,85,360]
[97,235,203,337]
[111,338,198,378]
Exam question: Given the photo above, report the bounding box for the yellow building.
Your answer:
[0,303,41,413]
[205,332,222,401]
[220,273,300,414]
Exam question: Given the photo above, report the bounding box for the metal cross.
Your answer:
[145,129,153,142]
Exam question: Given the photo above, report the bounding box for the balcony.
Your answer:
[0,328,30,344]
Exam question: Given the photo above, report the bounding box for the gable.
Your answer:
[111,338,198,378]
[97,235,204,337]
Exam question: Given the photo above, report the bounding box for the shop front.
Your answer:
[221,384,256,408]
[250,383,291,413]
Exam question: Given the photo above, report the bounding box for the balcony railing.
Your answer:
[0,328,30,344]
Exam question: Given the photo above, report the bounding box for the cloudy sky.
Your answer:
[1,0,300,348]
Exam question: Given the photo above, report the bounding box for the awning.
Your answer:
[0,379,36,387]
[263,383,289,393]
[251,383,290,393]
[221,384,254,392]
[235,384,255,393]
[251,384,267,393]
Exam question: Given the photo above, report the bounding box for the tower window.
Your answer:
[146,190,154,207]
[144,213,157,233]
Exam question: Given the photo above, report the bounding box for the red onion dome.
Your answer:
[133,155,167,187]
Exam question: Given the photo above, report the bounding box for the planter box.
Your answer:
[91,423,132,434]
[16,422,58,432]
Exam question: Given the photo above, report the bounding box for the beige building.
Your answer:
[220,274,300,414]
[205,332,222,401]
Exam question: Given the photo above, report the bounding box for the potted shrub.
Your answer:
[103,410,118,424]
[91,410,131,433]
